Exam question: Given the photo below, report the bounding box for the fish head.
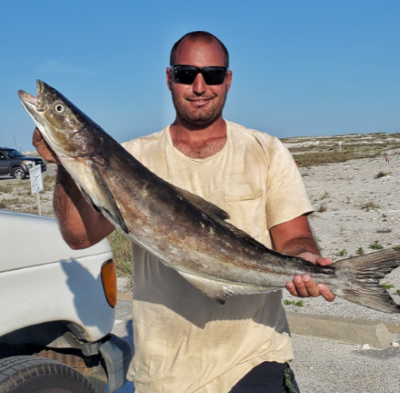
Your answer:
[18,80,103,160]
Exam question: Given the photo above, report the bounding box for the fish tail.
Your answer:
[334,248,400,313]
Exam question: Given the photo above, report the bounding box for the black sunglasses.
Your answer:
[170,65,228,85]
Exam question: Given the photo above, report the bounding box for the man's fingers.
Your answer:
[287,275,336,301]
[292,275,310,297]
[286,282,299,296]
[32,127,60,164]
[302,275,320,297]
[32,127,43,145]
[318,257,333,266]
[317,284,336,302]
[298,252,319,264]
[286,282,298,296]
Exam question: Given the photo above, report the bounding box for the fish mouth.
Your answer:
[17,89,38,110]
[17,80,54,149]
[18,80,46,113]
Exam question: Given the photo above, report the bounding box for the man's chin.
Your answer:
[182,108,221,125]
[172,97,225,128]
[183,114,219,128]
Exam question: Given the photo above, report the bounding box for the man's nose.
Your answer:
[192,72,206,94]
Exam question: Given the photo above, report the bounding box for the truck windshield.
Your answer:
[3,149,25,158]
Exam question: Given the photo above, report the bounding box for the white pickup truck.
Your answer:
[0,210,132,393]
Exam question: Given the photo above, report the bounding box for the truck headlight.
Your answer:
[23,160,34,167]
[101,259,117,308]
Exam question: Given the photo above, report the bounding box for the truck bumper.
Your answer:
[99,334,133,393]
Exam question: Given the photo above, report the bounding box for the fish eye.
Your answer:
[55,104,64,113]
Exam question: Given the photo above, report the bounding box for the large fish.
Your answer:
[18,80,400,313]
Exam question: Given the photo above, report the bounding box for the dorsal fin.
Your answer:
[173,185,230,221]
[172,184,271,252]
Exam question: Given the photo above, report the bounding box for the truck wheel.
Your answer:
[11,167,26,180]
[0,356,97,393]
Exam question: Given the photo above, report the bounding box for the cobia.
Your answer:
[18,80,400,313]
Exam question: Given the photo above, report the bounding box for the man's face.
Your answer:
[167,38,232,128]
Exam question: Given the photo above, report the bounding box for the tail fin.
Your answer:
[334,248,400,313]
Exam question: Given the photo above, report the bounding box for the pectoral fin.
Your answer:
[178,271,276,304]
[79,162,128,234]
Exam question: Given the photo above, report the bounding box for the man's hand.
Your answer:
[32,127,60,164]
[286,253,335,302]
[269,215,335,302]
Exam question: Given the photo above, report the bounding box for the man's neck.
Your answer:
[169,118,227,159]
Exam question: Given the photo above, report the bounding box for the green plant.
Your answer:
[376,229,391,233]
[43,176,56,192]
[107,230,132,277]
[381,283,394,290]
[320,191,330,200]
[369,240,384,250]
[396,290,400,296]
[283,300,304,307]
[337,249,347,256]
[0,198,20,209]
[360,201,380,211]
[356,247,364,255]
[290,144,391,167]
[0,184,13,194]
[374,171,389,179]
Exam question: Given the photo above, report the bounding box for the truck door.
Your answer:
[0,150,9,175]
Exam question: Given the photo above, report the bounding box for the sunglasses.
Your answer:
[170,65,228,85]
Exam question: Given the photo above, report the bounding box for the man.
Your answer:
[34,31,334,393]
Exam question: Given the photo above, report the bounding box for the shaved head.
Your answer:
[170,31,229,67]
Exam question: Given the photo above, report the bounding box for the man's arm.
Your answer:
[33,128,115,249]
[270,215,335,301]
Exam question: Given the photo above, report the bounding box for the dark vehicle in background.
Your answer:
[0,148,46,179]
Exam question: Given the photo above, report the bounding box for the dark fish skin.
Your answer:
[18,80,400,313]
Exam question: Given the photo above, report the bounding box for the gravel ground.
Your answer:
[283,148,400,324]
[290,334,400,393]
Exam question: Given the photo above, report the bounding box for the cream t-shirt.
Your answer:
[122,121,313,393]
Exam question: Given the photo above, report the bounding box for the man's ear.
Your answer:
[226,70,232,93]
[166,67,172,91]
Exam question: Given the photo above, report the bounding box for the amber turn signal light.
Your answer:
[101,259,117,308]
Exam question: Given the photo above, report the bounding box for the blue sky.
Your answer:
[1,1,399,151]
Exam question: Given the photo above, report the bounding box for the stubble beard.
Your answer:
[171,89,227,128]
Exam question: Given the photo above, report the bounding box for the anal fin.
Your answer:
[178,271,278,304]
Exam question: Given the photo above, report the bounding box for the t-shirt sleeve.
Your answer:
[264,137,314,229]
[121,139,142,162]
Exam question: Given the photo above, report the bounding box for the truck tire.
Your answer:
[0,356,97,393]
[11,167,27,180]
